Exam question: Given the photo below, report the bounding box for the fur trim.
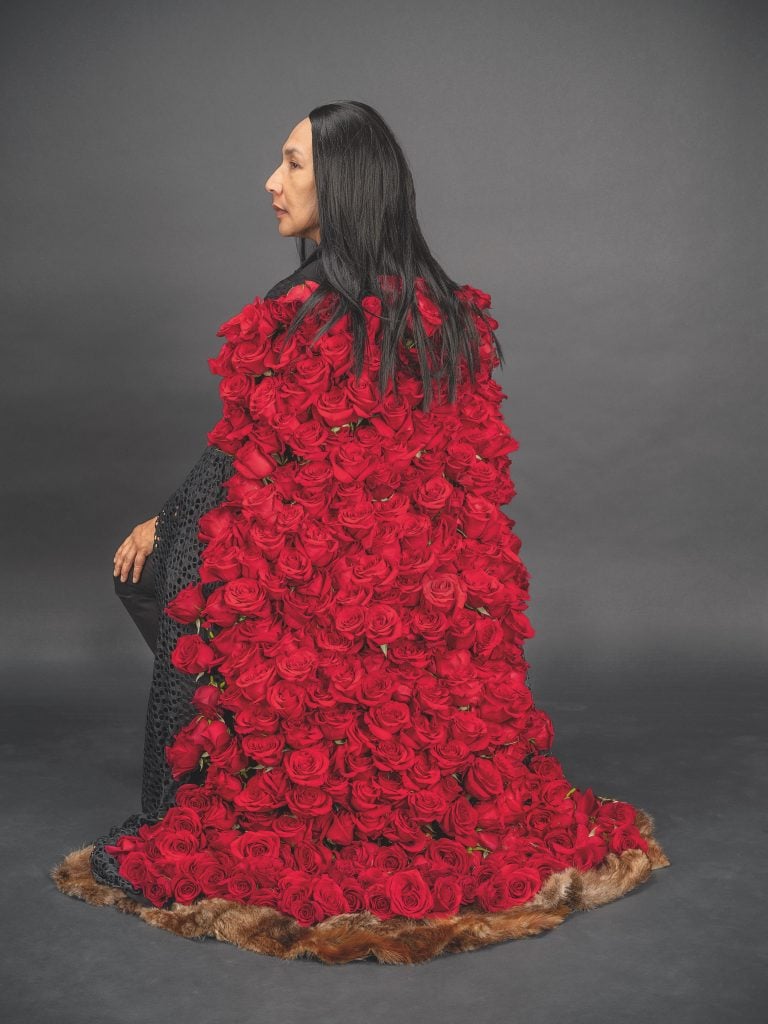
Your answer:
[50,807,669,964]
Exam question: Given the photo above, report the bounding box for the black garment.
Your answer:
[113,550,160,655]
[89,246,324,899]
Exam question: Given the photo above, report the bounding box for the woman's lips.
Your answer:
[275,208,287,216]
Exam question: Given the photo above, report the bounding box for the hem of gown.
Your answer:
[50,805,670,965]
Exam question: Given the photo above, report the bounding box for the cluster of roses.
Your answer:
[105,279,649,924]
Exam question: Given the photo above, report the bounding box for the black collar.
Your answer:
[264,245,323,300]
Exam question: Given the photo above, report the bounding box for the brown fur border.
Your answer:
[50,807,670,964]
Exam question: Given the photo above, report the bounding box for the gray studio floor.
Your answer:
[4,654,765,1024]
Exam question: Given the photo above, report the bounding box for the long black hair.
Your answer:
[279,100,504,412]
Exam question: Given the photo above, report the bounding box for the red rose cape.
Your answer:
[52,273,669,963]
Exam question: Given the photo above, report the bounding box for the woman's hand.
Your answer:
[113,515,159,583]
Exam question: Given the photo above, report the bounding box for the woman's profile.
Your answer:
[51,100,669,964]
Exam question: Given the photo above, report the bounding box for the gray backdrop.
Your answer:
[1,1,765,1022]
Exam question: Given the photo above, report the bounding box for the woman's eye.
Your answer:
[290,161,300,169]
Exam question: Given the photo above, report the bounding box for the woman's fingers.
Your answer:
[114,536,137,581]
[117,550,136,582]
[114,524,156,581]
[131,551,147,584]
[114,521,156,581]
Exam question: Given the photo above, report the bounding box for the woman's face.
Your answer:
[265,117,320,244]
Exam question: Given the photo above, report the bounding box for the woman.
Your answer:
[52,101,669,964]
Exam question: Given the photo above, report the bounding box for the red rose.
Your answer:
[364,603,404,645]
[274,646,318,685]
[364,880,394,919]
[333,603,368,639]
[370,738,416,773]
[464,757,505,799]
[522,709,554,750]
[208,339,234,373]
[219,371,251,406]
[173,873,204,904]
[462,562,506,603]
[113,851,151,888]
[274,546,314,584]
[142,875,174,908]
[387,869,434,918]
[480,677,533,722]
[236,480,281,525]
[198,541,241,585]
[430,874,464,914]
[406,787,448,822]
[234,767,288,813]
[290,417,331,458]
[231,337,271,376]
[422,573,467,616]
[283,746,330,787]
[444,440,477,478]
[241,732,285,766]
[608,825,649,855]
[165,583,207,623]
[441,796,479,840]
[234,439,278,480]
[344,374,381,420]
[230,830,283,861]
[408,607,448,644]
[458,283,492,310]
[537,779,577,814]
[450,711,489,750]
[277,871,320,926]
[190,683,221,720]
[289,352,331,409]
[170,633,217,675]
[461,495,504,542]
[283,279,321,304]
[476,865,542,911]
[216,300,264,342]
[198,719,247,772]
[155,828,200,859]
[314,386,356,427]
[594,799,638,829]
[527,754,566,781]
[165,720,208,777]
[430,739,472,773]
[285,784,333,817]
[365,700,412,739]
[311,876,350,917]
[175,785,237,828]
[329,439,381,485]
[234,667,278,704]
[334,499,377,539]
[413,475,454,515]
[568,834,609,870]
[468,579,509,636]
[422,838,472,874]
[372,391,415,436]
[221,578,270,618]
[266,679,308,719]
[223,870,263,903]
